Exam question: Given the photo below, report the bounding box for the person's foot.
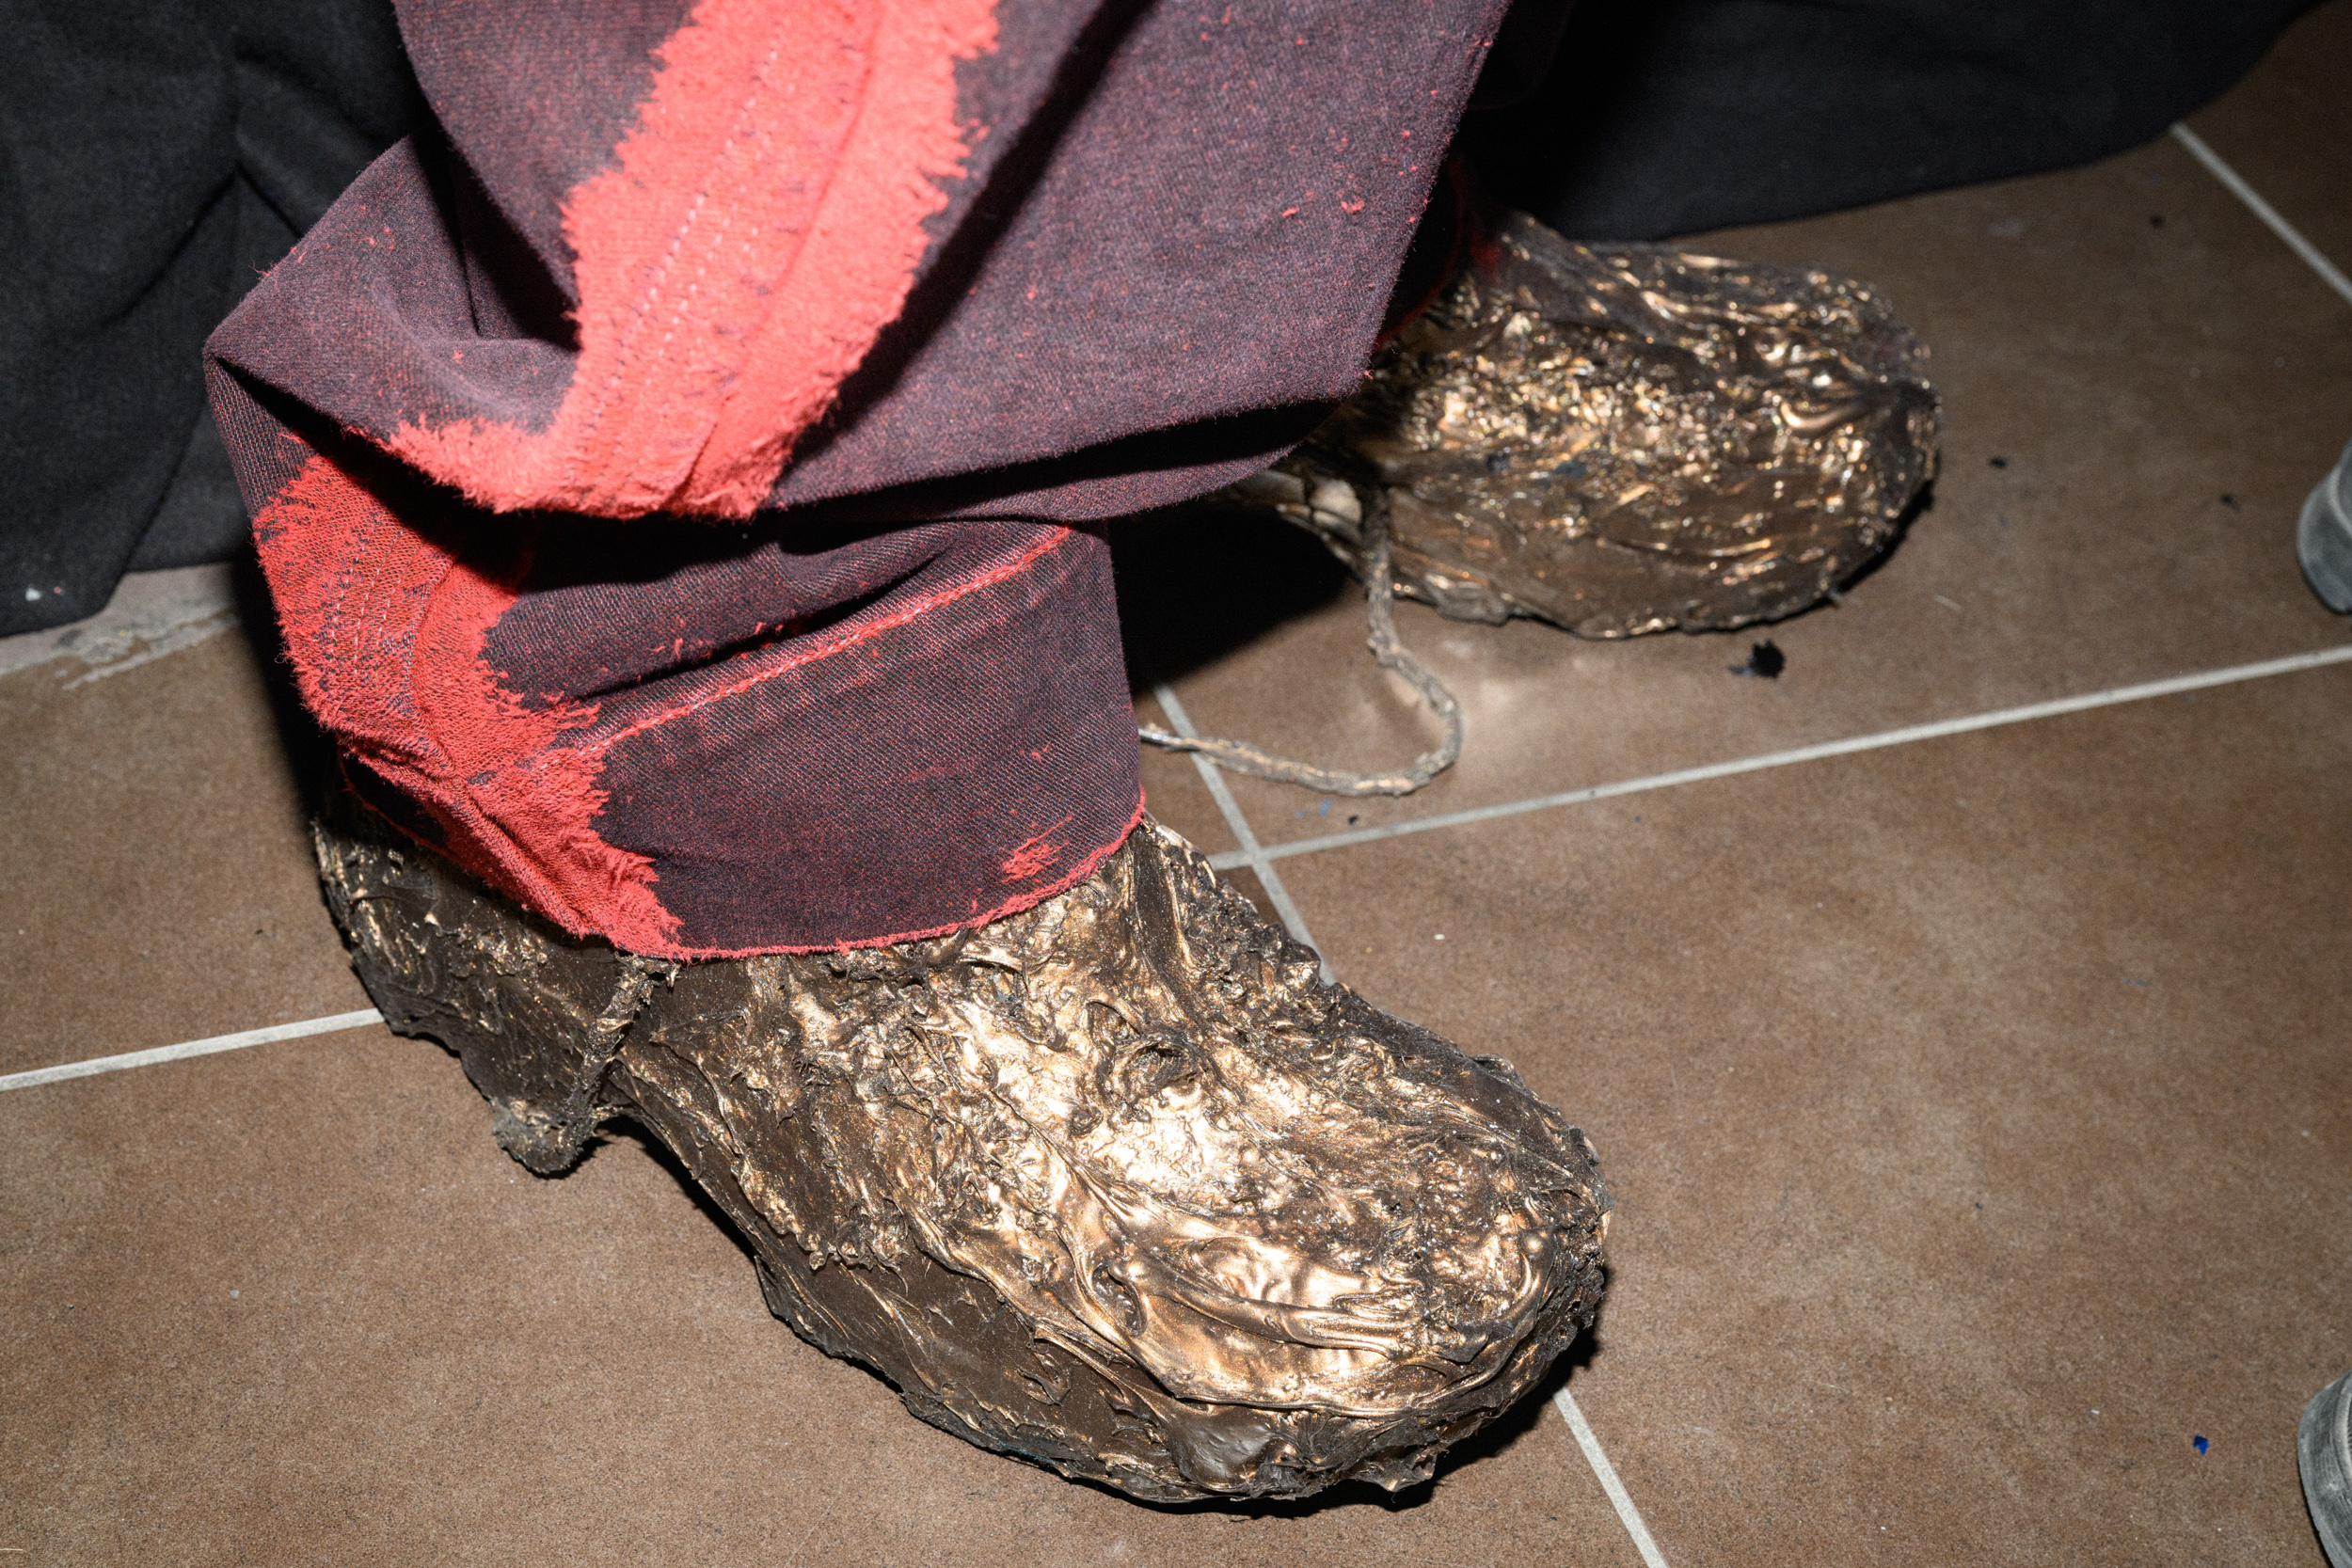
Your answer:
[2299,438,2352,612]
[2304,1370,2352,1567]
[314,779,1611,1501]
[1230,209,1939,638]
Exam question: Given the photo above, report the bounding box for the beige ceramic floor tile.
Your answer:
[1279,662,2352,1566]
[2185,0,2352,285]
[0,627,367,1077]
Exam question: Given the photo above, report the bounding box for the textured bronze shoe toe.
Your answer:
[315,787,1610,1501]
[1234,208,1939,637]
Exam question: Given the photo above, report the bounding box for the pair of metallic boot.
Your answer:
[317,206,1936,1504]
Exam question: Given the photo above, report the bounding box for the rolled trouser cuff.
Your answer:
[245,424,1142,959]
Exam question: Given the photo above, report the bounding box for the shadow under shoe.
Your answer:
[314,786,1610,1502]
[1231,209,1939,637]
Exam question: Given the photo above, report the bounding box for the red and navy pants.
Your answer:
[205,0,1512,958]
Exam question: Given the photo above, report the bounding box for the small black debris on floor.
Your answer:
[1731,640,1786,678]
[2219,494,2240,511]
[1988,456,2010,468]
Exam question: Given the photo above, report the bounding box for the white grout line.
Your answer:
[1555,1388,1671,1568]
[2171,123,2352,309]
[1204,644,2352,872]
[0,1009,385,1093]
[1150,683,1331,975]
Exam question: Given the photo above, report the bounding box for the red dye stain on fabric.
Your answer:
[1001,816,1077,881]
[253,445,681,950]
[389,0,1000,520]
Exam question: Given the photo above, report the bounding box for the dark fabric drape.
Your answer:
[0,0,421,633]
[1460,0,2318,241]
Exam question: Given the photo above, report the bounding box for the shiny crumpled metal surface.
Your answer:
[1231,211,1939,637]
[315,789,1610,1502]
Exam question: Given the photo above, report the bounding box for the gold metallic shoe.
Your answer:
[314,784,1610,1501]
[1232,207,1939,638]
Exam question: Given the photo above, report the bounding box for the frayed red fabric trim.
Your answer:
[253,443,681,949]
[388,0,999,519]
